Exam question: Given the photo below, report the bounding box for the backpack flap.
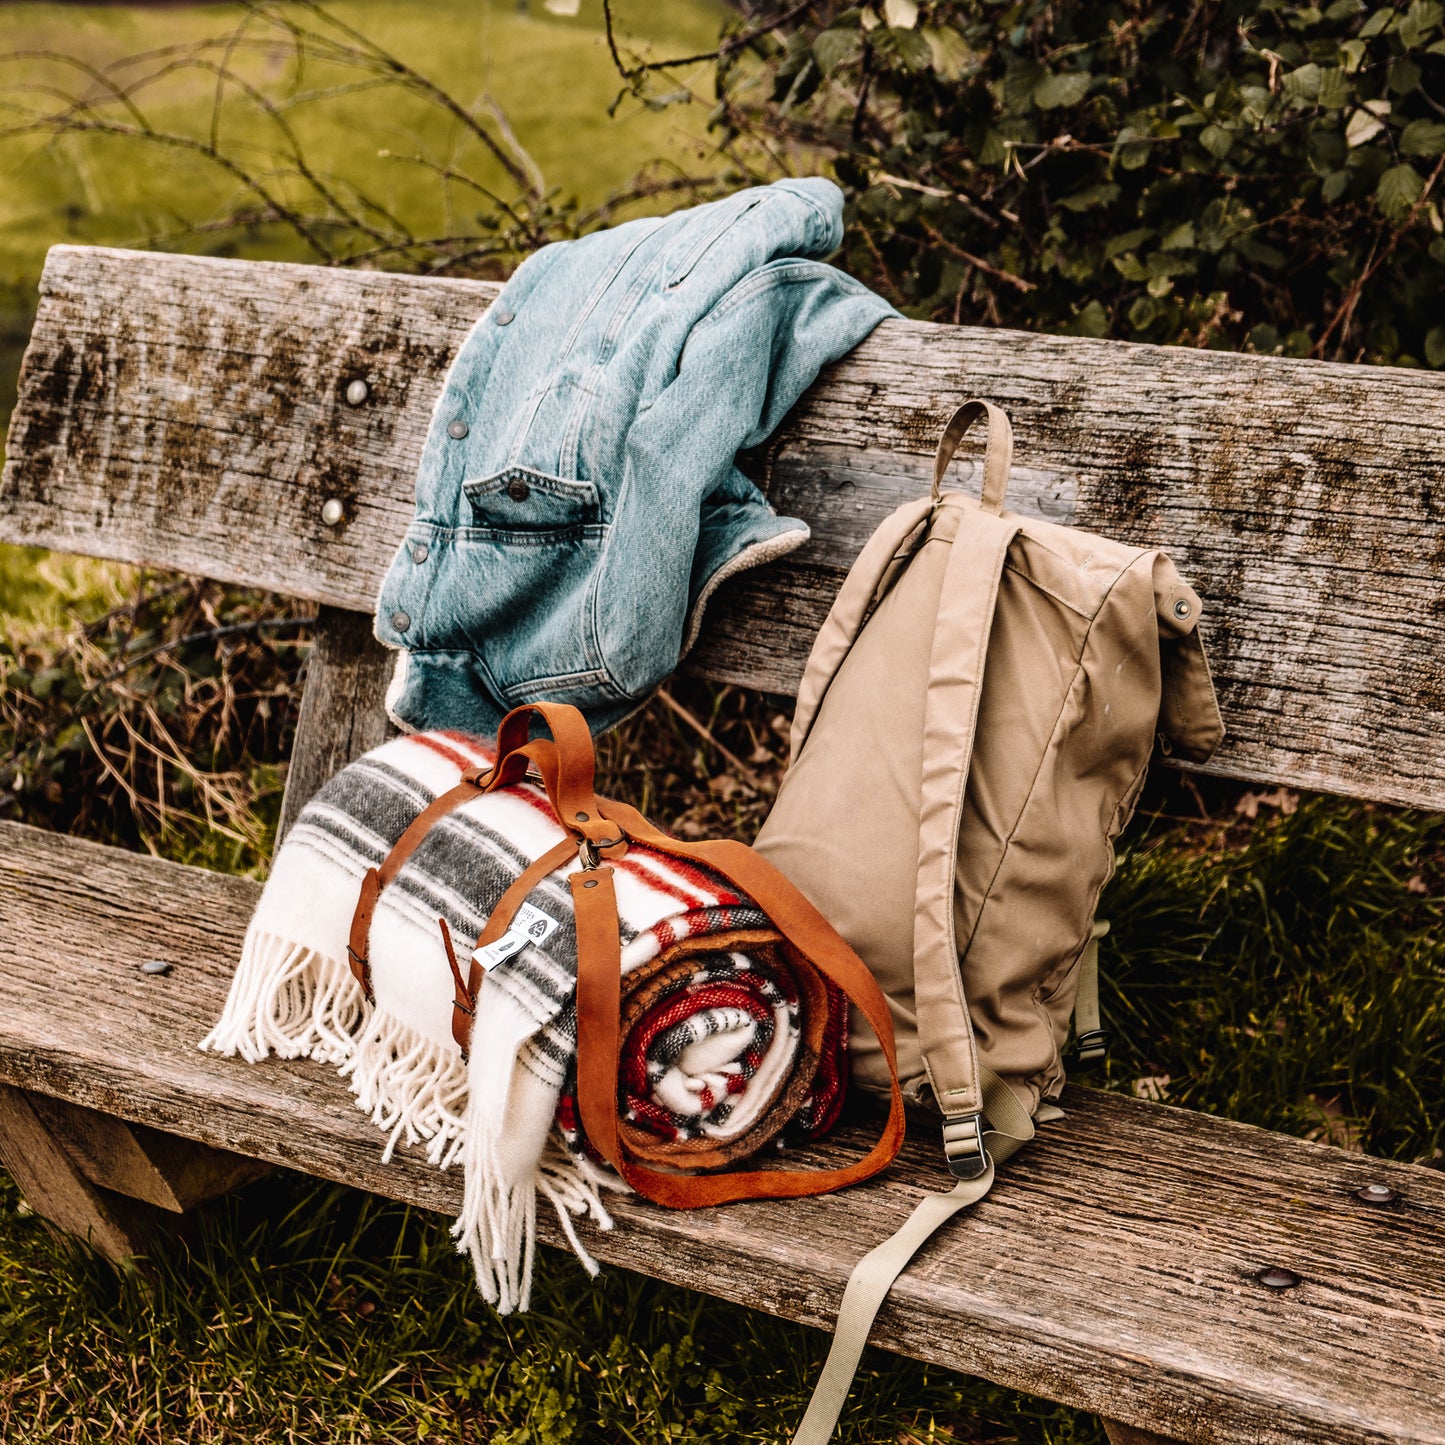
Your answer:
[1152,555,1226,764]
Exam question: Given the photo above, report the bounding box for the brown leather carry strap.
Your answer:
[346,772,489,1001]
[448,834,579,1054]
[575,798,905,1208]
[346,700,905,1208]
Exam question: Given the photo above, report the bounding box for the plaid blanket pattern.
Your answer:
[202,729,846,1311]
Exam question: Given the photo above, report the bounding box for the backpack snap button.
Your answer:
[507,479,531,502]
[1173,599,1192,619]
[447,418,469,440]
[493,307,515,325]
[411,542,429,564]
[391,610,411,632]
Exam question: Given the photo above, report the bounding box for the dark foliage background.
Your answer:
[698,0,1445,361]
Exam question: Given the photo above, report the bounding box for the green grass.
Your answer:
[0,0,729,288]
[0,1164,1102,1445]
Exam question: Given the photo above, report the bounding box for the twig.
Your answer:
[918,219,1037,292]
[1313,155,1445,359]
[655,689,767,794]
[602,0,818,83]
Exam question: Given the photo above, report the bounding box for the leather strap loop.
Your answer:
[931,399,1013,514]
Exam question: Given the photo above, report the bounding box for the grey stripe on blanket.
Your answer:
[200,729,844,1313]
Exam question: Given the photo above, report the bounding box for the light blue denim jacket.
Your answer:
[375,177,897,737]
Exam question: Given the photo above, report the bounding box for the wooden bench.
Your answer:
[2,244,1443,1445]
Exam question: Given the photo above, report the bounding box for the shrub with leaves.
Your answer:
[694,0,1445,362]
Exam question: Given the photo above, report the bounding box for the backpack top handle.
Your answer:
[932,399,1013,514]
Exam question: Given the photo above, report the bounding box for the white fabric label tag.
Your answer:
[471,902,560,973]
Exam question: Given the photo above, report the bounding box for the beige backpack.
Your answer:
[757,400,1225,1444]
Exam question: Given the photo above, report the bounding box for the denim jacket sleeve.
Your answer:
[375,177,898,739]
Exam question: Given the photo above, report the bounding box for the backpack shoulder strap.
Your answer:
[912,499,1021,1162]
[913,401,1024,1171]
[789,494,934,759]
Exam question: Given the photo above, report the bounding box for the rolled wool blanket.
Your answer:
[201,730,846,1311]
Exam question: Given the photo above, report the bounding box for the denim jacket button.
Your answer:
[493,307,515,325]
[506,479,530,502]
[447,418,469,440]
[391,610,412,632]
[410,542,429,564]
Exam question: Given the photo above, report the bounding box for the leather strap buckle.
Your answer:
[577,829,626,871]
[942,1111,991,1180]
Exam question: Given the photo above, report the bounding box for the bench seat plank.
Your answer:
[4,248,1445,809]
[3,818,1441,1445]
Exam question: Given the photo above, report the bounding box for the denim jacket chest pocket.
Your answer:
[463,467,603,538]
[442,467,613,701]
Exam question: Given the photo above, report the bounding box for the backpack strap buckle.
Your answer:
[941,1112,991,1180]
[1074,1029,1111,1068]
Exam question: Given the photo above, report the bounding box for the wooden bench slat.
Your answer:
[3,818,1441,1445]
[4,247,1444,809]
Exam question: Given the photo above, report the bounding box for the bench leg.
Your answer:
[0,1084,269,1261]
[0,1084,161,1259]
[1102,1419,1186,1445]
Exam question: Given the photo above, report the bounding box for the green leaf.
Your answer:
[1400,119,1445,156]
[1200,124,1234,158]
[1248,323,1282,353]
[1360,8,1395,37]
[1389,58,1422,94]
[1003,57,1045,114]
[1345,101,1389,146]
[1284,63,1323,102]
[1033,70,1092,109]
[1160,221,1196,250]
[1398,0,1443,46]
[1129,296,1159,330]
[921,25,975,81]
[1340,38,1367,71]
[1323,168,1351,202]
[875,26,934,71]
[1065,300,1108,337]
[1316,66,1351,108]
[1104,227,1154,258]
[1376,162,1425,219]
[1426,324,1445,367]
[1057,182,1120,212]
[812,28,861,76]
[976,127,1008,165]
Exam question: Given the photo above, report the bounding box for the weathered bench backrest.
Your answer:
[4,246,1443,813]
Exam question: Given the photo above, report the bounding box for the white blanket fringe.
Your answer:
[200,929,614,1308]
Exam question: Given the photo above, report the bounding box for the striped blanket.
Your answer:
[201,730,846,1311]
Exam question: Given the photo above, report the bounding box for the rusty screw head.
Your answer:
[344,379,369,406]
[141,959,172,976]
[1354,1182,1398,1205]
[320,497,346,527]
[1255,1266,1302,1291]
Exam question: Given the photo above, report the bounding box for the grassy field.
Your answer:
[0,0,727,283]
[0,0,732,440]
